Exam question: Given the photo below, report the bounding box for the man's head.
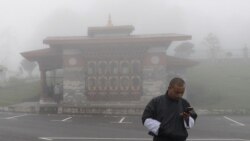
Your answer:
[167,77,185,100]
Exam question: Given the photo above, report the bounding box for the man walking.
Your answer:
[142,77,197,141]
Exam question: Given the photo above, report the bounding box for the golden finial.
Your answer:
[107,14,113,27]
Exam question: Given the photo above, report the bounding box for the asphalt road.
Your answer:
[0,112,249,141]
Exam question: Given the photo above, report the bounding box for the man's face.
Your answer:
[168,84,185,100]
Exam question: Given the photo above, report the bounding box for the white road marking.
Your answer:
[38,137,249,141]
[61,117,72,122]
[119,117,126,123]
[39,137,53,140]
[51,117,72,122]
[224,116,245,126]
[111,116,132,124]
[5,114,27,119]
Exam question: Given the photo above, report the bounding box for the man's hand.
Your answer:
[180,112,190,119]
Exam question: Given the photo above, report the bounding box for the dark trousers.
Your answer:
[54,94,61,103]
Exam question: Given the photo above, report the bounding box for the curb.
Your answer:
[2,105,250,115]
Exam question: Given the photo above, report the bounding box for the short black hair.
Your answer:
[169,77,185,87]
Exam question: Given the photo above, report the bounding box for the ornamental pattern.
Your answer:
[85,59,142,97]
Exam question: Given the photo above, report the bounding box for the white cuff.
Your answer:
[184,117,195,129]
[144,118,161,135]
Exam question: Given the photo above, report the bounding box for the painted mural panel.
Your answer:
[143,52,168,96]
[85,59,142,100]
[109,61,119,74]
[62,52,86,105]
[63,68,86,105]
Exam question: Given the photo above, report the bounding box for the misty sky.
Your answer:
[0,0,250,70]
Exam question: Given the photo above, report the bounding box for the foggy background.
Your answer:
[0,1,250,139]
[1,0,250,71]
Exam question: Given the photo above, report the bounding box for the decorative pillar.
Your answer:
[40,68,47,98]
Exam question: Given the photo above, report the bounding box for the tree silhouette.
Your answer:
[20,59,37,78]
[242,44,248,58]
[203,33,221,58]
[225,51,233,58]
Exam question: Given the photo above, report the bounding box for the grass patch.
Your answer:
[186,59,250,110]
[0,78,40,106]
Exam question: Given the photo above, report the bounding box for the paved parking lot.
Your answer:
[0,112,249,141]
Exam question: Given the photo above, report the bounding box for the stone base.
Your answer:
[59,101,146,115]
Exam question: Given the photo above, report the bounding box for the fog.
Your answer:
[0,0,250,70]
[1,1,250,139]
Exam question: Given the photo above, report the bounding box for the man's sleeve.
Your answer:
[144,118,160,135]
[184,116,195,128]
[183,100,198,129]
[142,98,161,135]
[190,110,198,121]
[141,98,156,124]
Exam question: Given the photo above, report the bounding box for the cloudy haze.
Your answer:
[0,0,250,70]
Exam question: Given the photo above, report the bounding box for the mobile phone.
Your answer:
[184,107,193,113]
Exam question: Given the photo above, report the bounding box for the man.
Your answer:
[53,83,62,104]
[142,77,197,141]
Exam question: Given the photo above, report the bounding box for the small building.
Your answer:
[21,19,197,114]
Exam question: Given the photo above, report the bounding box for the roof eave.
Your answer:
[43,34,191,46]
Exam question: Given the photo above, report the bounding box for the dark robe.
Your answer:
[142,93,197,141]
